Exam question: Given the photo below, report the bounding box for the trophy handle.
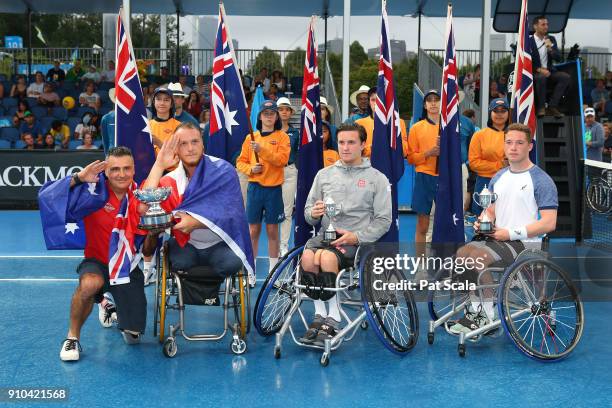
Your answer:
[491,192,498,203]
[472,192,480,207]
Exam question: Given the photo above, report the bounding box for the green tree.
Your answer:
[394,57,418,119]
[249,47,282,76]
[283,47,305,79]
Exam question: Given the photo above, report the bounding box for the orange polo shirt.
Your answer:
[323,149,340,167]
[468,127,505,178]
[406,119,439,176]
[355,116,409,158]
[149,117,181,153]
[236,130,290,187]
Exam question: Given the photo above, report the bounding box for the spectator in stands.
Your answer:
[66,59,85,82]
[463,64,480,104]
[76,131,98,150]
[74,111,97,140]
[605,71,612,91]
[159,66,171,86]
[469,98,510,215]
[0,81,4,99]
[50,120,70,149]
[79,81,101,111]
[529,15,569,118]
[100,60,115,83]
[46,59,65,84]
[244,85,253,118]
[320,97,337,150]
[584,107,604,162]
[38,82,60,108]
[144,82,158,107]
[12,100,29,126]
[267,83,281,102]
[591,79,610,116]
[41,133,58,150]
[603,122,612,163]
[185,90,202,119]
[271,70,286,93]
[497,73,509,95]
[100,88,116,154]
[253,67,270,92]
[10,75,27,100]
[19,111,42,143]
[22,133,38,150]
[82,64,101,84]
[322,121,340,168]
[347,85,370,123]
[199,109,210,131]
[489,80,506,101]
[27,72,45,98]
[168,83,199,127]
[178,74,192,95]
[460,109,478,215]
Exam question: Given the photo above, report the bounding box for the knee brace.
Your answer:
[317,271,337,301]
[300,271,320,300]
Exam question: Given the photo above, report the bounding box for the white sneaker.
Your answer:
[60,337,81,361]
[143,266,157,286]
[121,330,141,345]
[248,273,256,288]
[98,296,117,328]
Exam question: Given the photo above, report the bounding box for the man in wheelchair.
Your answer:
[450,123,558,334]
[299,123,392,345]
[140,122,254,287]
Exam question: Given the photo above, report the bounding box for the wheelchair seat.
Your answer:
[173,266,225,306]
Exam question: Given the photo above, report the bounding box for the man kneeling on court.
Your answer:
[140,122,254,291]
[300,124,392,345]
[39,147,147,361]
[450,123,558,334]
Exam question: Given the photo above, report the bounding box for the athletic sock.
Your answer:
[327,295,341,323]
[269,257,278,273]
[313,299,327,318]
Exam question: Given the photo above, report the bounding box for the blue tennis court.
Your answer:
[0,210,610,407]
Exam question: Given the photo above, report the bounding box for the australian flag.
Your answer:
[511,0,537,163]
[371,1,404,242]
[295,16,323,247]
[115,8,155,184]
[432,4,464,244]
[38,174,142,285]
[208,4,250,163]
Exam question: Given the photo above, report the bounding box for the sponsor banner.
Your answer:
[0,150,104,207]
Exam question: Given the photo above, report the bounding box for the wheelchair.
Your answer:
[153,239,251,358]
[253,245,419,366]
[427,236,584,361]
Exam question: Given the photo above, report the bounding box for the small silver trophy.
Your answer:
[134,187,173,230]
[322,196,342,245]
[473,184,497,234]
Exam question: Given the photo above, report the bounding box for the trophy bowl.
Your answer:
[321,197,342,246]
[134,187,173,230]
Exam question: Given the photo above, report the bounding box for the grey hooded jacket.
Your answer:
[304,158,392,243]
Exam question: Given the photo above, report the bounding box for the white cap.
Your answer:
[584,107,596,117]
[276,97,294,112]
[167,82,188,97]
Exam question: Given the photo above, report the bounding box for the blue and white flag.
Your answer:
[371,0,404,242]
[432,4,464,244]
[115,7,155,184]
[250,85,265,129]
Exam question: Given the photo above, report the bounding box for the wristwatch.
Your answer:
[72,172,83,186]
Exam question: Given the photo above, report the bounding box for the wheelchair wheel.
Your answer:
[253,245,302,336]
[232,270,250,338]
[498,257,584,361]
[361,252,419,355]
[157,247,170,343]
[428,266,470,322]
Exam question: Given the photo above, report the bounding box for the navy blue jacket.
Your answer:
[528,34,561,72]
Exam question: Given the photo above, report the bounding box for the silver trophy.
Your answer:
[134,187,173,230]
[322,196,342,245]
[473,184,497,234]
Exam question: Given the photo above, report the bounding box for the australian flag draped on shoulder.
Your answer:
[371,0,404,242]
[510,0,537,163]
[166,155,255,276]
[432,4,464,244]
[294,16,323,248]
[115,7,155,184]
[208,3,250,164]
[38,174,143,285]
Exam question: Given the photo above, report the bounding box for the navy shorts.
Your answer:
[411,172,438,215]
[246,182,285,225]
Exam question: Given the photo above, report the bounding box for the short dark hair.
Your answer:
[174,121,201,134]
[107,146,133,159]
[505,123,533,143]
[51,120,62,129]
[336,123,367,143]
[463,109,476,118]
[532,15,547,26]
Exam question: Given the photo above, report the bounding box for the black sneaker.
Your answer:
[314,317,340,346]
[299,314,325,344]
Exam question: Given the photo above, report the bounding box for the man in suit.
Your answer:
[528,15,570,118]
